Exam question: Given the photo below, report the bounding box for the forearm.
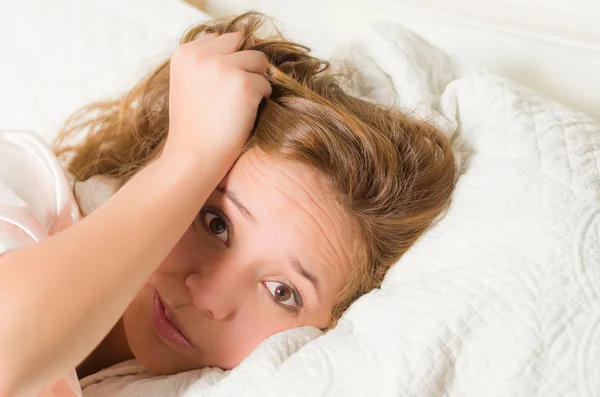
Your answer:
[0,152,226,397]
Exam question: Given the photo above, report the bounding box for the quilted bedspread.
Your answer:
[0,1,599,396]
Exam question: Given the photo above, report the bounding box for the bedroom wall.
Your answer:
[203,0,600,121]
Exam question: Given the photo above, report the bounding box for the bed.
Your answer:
[0,0,599,396]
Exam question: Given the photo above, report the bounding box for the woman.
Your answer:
[0,12,456,397]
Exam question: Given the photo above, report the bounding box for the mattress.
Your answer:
[1,1,599,396]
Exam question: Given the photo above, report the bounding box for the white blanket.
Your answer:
[1,1,599,396]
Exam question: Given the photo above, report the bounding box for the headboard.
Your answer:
[203,0,600,121]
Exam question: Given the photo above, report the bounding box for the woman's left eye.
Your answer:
[263,281,302,312]
[201,210,229,244]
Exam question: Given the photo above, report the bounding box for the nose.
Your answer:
[185,263,247,321]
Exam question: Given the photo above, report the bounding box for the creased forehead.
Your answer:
[224,148,355,283]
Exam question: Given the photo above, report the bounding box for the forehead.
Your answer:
[224,150,344,224]
[221,149,353,287]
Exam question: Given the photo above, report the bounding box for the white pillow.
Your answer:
[189,23,600,397]
[0,0,210,143]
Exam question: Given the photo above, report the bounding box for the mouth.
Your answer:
[151,290,195,349]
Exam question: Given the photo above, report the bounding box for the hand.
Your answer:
[164,31,271,165]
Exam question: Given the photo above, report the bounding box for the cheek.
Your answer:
[213,312,295,369]
[127,223,309,371]
[123,286,199,375]
[156,226,207,273]
[122,287,171,373]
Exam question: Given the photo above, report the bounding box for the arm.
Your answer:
[0,31,270,397]
[0,152,227,397]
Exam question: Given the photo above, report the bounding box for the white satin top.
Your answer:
[0,130,83,397]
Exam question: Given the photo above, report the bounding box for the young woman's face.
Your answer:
[122,149,353,373]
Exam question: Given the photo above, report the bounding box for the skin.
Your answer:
[0,31,354,395]
[101,149,353,374]
[0,32,274,397]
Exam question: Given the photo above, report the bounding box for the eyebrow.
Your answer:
[291,258,320,297]
[216,186,255,221]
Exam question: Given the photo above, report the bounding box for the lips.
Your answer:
[151,290,195,349]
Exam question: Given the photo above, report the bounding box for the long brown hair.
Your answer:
[54,12,456,322]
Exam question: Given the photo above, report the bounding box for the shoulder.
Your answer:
[0,129,69,191]
[0,129,61,167]
[0,130,78,246]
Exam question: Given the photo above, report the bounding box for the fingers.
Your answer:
[226,50,269,75]
[179,30,271,102]
[185,31,241,55]
[241,36,256,50]
[189,32,218,47]
[245,72,272,102]
[186,32,264,66]
[202,31,244,55]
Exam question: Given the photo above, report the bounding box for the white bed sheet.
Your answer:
[1,1,599,396]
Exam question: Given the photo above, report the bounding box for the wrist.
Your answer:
[159,140,239,176]
[154,145,235,190]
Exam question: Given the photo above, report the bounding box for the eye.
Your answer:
[201,210,229,244]
[263,281,302,312]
